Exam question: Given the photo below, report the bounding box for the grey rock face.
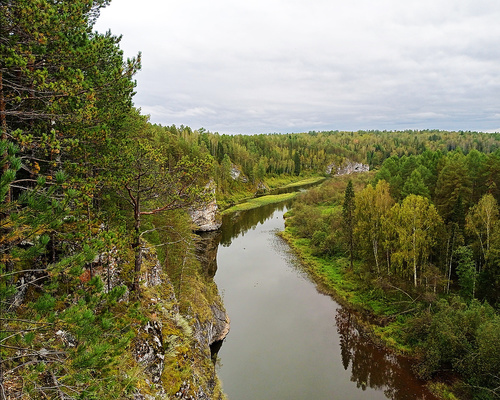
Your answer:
[190,198,222,232]
[190,181,222,232]
[326,160,369,176]
[192,304,231,348]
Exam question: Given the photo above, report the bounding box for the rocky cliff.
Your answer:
[326,160,369,176]
[194,231,231,347]
[133,244,228,399]
[190,181,222,232]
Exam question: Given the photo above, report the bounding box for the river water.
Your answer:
[212,201,437,400]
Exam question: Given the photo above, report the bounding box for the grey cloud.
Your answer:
[96,0,500,134]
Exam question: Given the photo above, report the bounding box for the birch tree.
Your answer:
[355,180,394,274]
[466,193,499,272]
[389,195,442,287]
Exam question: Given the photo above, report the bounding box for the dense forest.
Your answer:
[285,150,500,399]
[1,1,500,399]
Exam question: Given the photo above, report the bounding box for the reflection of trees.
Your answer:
[335,308,437,400]
[195,230,222,279]
[194,198,294,278]
[219,200,293,246]
[219,181,322,246]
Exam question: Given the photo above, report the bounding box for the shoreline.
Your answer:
[278,228,453,399]
[220,176,326,215]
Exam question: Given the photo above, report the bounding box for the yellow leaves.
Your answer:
[33,161,40,174]
[37,33,47,45]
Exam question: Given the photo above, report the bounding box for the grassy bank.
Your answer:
[279,228,413,352]
[219,176,326,215]
[217,175,326,210]
[221,192,298,215]
[266,175,326,189]
[280,227,496,400]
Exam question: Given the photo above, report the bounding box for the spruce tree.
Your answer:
[343,180,355,269]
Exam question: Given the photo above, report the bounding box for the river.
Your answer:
[211,200,438,400]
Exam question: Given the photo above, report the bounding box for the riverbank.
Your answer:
[221,192,297,214]
[279,229,409,346]
[215,198,442,400]
[279,228,460,400]
[216,175,326,211]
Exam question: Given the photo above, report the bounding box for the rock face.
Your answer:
[231,164,248,182]
[135,320,165,384]
[133,235,228,399]
[192,304,231,349]
[190,198,222,232]
[255,181,269,194]
[326,160,369,176]
[195,231,222,279]
[194,231,231,347]
[190,181,222,232]
[230,165,241,180]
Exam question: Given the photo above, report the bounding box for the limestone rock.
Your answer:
[190,181,222,232]
[192,303,231,348]
[190,198,222,232]
[230,164,248,182]
[326,160,369,176]
[135,320,165,384]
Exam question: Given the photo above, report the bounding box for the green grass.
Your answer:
[221,192,298,214]
[280,176,326,188]
[217,175,326,210]
[263,174,325,189]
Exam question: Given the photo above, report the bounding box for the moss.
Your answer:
[427,382,460,400]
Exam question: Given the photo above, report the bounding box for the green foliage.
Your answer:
[454,246,477,301]
[287,155,499,397]
[3,0,500,397]
[343,180,355,269]
[409,298,499,399]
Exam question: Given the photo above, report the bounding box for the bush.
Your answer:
[412,297,499,399]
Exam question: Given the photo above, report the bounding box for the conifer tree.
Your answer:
[343,180,355,269]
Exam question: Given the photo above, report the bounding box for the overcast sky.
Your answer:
[95,0,500,134]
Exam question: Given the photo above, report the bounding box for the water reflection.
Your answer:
[195,230,222,279]
[336,308,437,400]
[219,200,293,246]
[203,189,438,399]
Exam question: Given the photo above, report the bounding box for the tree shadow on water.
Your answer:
[335,308,438,400]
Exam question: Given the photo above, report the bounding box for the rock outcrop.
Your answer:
[194,231,231,346]
[192,304,231,349]
[190,180,222,232]
[326,160,369,176]
[231,164,248,182]
[132,235,228,399]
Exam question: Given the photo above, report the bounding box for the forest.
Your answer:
[284,150,500,399]
[1,1,499,399]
